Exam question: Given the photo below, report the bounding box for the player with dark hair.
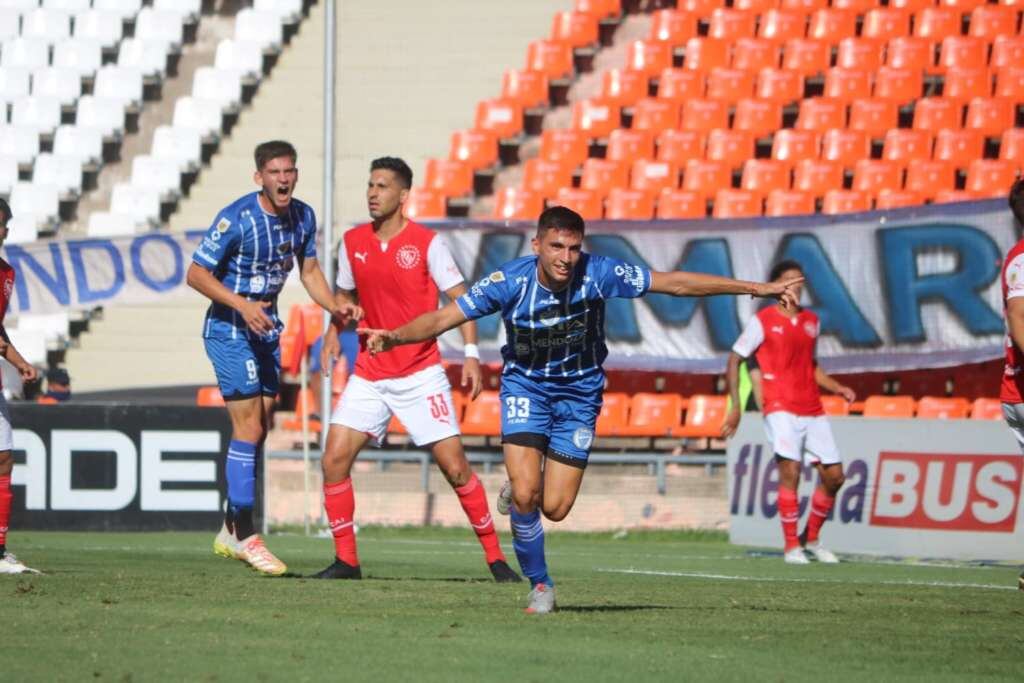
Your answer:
[187,140,356,575]
[359,205,800,612]
[722,260,855,565]
[0,197,41,574]
[310,156,520,582]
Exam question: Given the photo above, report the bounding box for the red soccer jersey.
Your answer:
[732,306,823,416]
[337,221,463,381]
[0,259,14,391]
[1000,238,1024,403]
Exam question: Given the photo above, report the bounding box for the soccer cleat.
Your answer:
[213,523,239,560]
[496,480,512,516]
[524,582,556,614]
[0,552,40,574]
[489,559,523,583]
[783,547,810,565]
[309,558,362,580]
[236,535,287,576]
[803,542,839,564]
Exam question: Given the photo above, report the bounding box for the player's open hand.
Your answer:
[755,276,804,310]
[721,406,741,439]
[333,303,363,326]
[461,357,483,400]
[320,332,340,377]
[240,300,275,335]
[357,328,398,355]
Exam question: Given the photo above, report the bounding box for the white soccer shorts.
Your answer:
[0,395,12,451]
[1002,402,1024,453]
[763,411,841,465]
[329,364,460,447]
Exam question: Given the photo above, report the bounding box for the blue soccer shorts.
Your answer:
[204,336,281,400]
[499,370,602,469]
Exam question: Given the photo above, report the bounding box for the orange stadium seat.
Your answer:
[449,129,498,170]
[713,189,763,217]
[766,189,816,216]
[885,37,934,72]
[282,388,321,433]
[820,394,850,416]
[808,8,858,42]
[626,40,674,77]
[681,98,730,132]
[657,129,706,164]
[709,8,757,41]
[781,0,827,9]
[882,129,934,166]
[656,68,705,103]
[606,187,655,219]
[595,392,631,436]
[969,4,1018,39]
[571,98,621,138]
[673,394,728,438]
[862,8,911,41]
[580,158,629,195]
[991,36,1024,71]
[404,187,447,219]
[682,159,731,196]
[733,99,783,138]
[1000,128,1024,167]
[940,0,987,9]
[501,69,549,109]
[970,397,1003,420]
[874,67,923,104]
[944,68,993,102]
[934,128,983,164]
[732,38,780,73]
[522,158,574,197]
[423,158,473,197]
[756,68,804,104]
[965,158,1019,196]
[575,0,620,20]
[657,188,706,218]
[460,391,502,436]
[916,396,970,419]
[853,159,902,195]
[849,98,900,138]
[938,36,988,72]
[631,97,681,133]
[965,97,1016,136]
[914,7,960,42]
[631,159,679,193]
[196,386,224,407]
[995,66,1024,102]
[550,10,599,47]
[912,97,963,132]
[905,160,956,198]
[386,414,407,436]
[891,0,933,11]
[618,392,684,437]
[555,187,604,220]
[706,128,755,168]
[706,67,755,103]
[683,38,730,72]
[741,159,791,193]
[771,129,819,165]
[607,127,655,163]
[680,0,723,13]
[782,38,831,75]
[526,39,574,79]
[493,187,545,220]
[736,0,777,11]
[934,189,983,203]
[475,98,523,139]
[648,9,698,45]
[822,189,871,214]
[796,97,847,132]
[540,128,590,166]
[758,9,807,44]
[602,68,648,107]
[821,128,870,166]
[823,68,872,102]
[836,38,885,71]
[875,188,926,208]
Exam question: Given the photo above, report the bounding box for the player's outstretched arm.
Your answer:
[361,301,469,355]
[649,271,803,309]
[444,283,482,400]
[722,352,744,439]
[814,365,856,403]
[186,262,274,335]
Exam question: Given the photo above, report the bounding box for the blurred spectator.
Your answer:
[41,367,71,403]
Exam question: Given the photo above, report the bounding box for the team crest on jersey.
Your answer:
[396,245,421,269]
[803,321,819,338]
[216,217,231,233]
[250,275,266,293]
[572,427,593,450]
[2,278,11,300]
[277,241,292,255]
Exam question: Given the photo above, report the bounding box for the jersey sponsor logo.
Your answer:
[201,237,221,253]
[770,325,784,335]
[1007,253,1024,292]
[354,251,368,264]
[613,264,645,292]
[572,427,594,451]
[210,229,223,241]
[539,308,561,327]
[216,217,231,233]
[489,271,505,283]
[460,294,477,310]
[396,244,421,269]
[803,321,819,338]
[514,342,530,357]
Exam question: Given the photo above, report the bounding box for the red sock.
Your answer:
[0,475,11,548]
[323,478,359,566]
[804,488,835,544]
[455,474,505,565]
[777,486,800,551]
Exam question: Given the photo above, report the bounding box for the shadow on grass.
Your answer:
[557,604,674,613]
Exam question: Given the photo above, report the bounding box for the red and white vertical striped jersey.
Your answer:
[0,259,14,390]
[1000,238,1024,404]
[337,221,464,381]
[732,306,824,417]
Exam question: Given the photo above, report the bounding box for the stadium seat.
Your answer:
[885,37,934,72]
[135,8,184,49]
[679,0,722,12]
[73,9,124,49]
[916,396,970,419]
[235,9,284,53]
[626,40,674,77]
[33,153,82,196]
[756,68,804,104]
[875,189,925,208]
[713,189,762,218]
[575,0,620,20]
[821,128,870,166]
[934,189,982,203]
[682,38,729,72]
[673,394,727,438]
[92,0,142,21]
[709,8,756,41]
[631,97,681,133]
[934,128,984,164]
[196,386,225,407]
[554,187,604,220]
[118,38,170,79]
[605,187,655,219]
[540,128,590,166]
[253,0,302,24]
[151,125,201,172]
[944,68,993,102]
[999,128,1024,167]
[459,391,502,436]
[995,66,1024,102]
[550,10,598,47]
[0,157,16,196]
[765,189,815,216]
[86,212,137,237]
[732,38,779,73]
[570,98,620,138]
[403,187,447,220]
[0,9,19,42]
[808,8,857,42]
[969,4,1018,39]
[493,186,545,220]
[682,159,731,197]
[595,392,631,436]
[78,95,128,139]
[914,6,960,42]
[656,68,704,104]
[1,38,50,71]
[602,68,648,107]
[47,0,93,11]
[823,68,872,102]
[912,97,963,132]
[11,96,62,136]
[820,395,850,416]
[965,158,1019,196]
[581,158,629,195]
[7,213,39,243]
[449,129,497,170]
[0,67,30,107]
[741,159,790,193]
[526,39,573,80]
[54,126,100,167]
[656,129,705,164]
[173,97,224,140]
[631,159,678,194]
[771,129,819,165]
[782,39,830,75]
[501,69,549,109]
[796,98,847,132]
[10,182,59,229]
[22,8,71,44]
[423,159,473,198]
[656,188,706,219]
[873,67,923,104]
[862,8,910,41]
[882,129,934,167]
[648,8,698,45]
[965,97,1016,137]
[836,38,885,71]
[937,36,988,72]
[52,40,102,79]
[849,99,900,138]
[905,160,956,198]
[758,9,807,44]
[680,98,729,132]
[705,68,754,103]
[733,99,783,139]
[475,98,523,139]
[705,129,754,168]
[617,392,684,437]
[970,397,1003,420]
[0,126,40,167]
[793,159,843,195]
[607,128,654,164]
[214,39,264,83]
[821,189,871,214]
[991,36,1024,71]
[110,182,161,227]
[522,158,574,198]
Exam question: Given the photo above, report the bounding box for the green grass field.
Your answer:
[5,527,1022,682]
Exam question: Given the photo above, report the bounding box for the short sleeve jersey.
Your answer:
[455,253,651,381]
[1001,238,1024,403]
[732,306,824,416]
[191,192,318,342]
[338,221,464,381]
[0,258,14,391]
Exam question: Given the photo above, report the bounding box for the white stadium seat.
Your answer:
[1,38,50,71]
[87,211,138,237]
[0,67,31,105]
[92,0,142,21]
[72,10,125,49]
[153,0,200,22]
[0,155,17,195]
[172,96,223,139]
[93,65,143,109]
[15,311,70,342]
[10,181,59,227]
[53,39,103,78]
[130,154,181,197]
[0,8,22,41]
[135,8,184,50]
[117,38,170,79]
[22,8,71,44]
[76,95,126,138]
[0,0,39,13]
[43,0,92,11]
[33,152,83,196]
[214,39,264,82]
[6,213,39,244]
[191,66,242,111]
[0,125,40,166]
[255,0,303,24]
[11,95,62,135]
[110,182,160,226]
[235,9,284,53]
[150,125,201,172]
[31,66,81,106]
[53,124,102,166]
[6,328,47,364]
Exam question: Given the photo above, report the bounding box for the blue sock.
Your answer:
[225,439,256,519]
[510,507,553,587]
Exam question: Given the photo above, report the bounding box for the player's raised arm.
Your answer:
[361,300,468,354]
[649,270,803,308]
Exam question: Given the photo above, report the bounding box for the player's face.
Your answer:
[366,169,408,220]
[776,267,804,302]
[254,155,298,212]
[532,227,583,289]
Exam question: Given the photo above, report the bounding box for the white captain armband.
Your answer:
[463,343,480,360]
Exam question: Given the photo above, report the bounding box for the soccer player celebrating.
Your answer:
[0,198,41,574]
[722,260,855,565]
[187,141,354,575]
[310,157,520,583]
[359,206,800,612]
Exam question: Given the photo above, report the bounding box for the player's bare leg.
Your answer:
[431,436,521,582]
[776,457,809,565]
[504,444,556,613]
[539,459,585,523]
[310,424,369,579]
[799,462,845,564]
[0,449,38,574]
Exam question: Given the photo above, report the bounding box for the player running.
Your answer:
[0,198,41,574]
[187,141,354,576]
[310,157,520,583]
[722,260,855,565]
[359,206,800,612]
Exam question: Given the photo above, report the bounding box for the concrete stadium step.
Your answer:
[66,350,215,390]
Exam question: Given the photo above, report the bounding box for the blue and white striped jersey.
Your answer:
[191,192,318,341]
[456,253,651,380]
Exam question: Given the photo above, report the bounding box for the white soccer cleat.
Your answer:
[0,552,40,574]
[497,480,512,516]
[213,523,239,560]
[236,535,287,576]
[524,582,557,614]
[803,542,839,564]
[784,547,810,565]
